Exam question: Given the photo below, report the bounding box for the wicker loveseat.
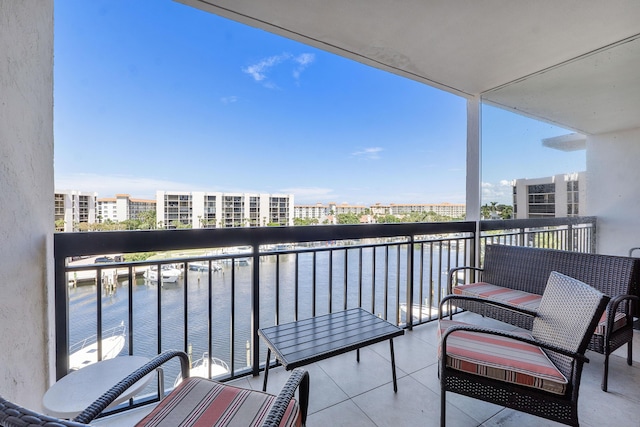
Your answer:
[447,244,640,391]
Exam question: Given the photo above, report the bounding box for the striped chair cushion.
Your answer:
[438,319,568,395]
[135,377,301,427]
[594,311,627,336]
[453,282,626,336]
[453,282,542,311]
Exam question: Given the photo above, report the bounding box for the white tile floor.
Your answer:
[96,312,640,426]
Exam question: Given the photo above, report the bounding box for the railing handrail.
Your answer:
[54,216,596,386]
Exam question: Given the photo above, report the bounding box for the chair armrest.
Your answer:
[73,350,190,424]
[262,368,310,427]
[440,324,588,363]
[440,294,538,319]
[447,266,484,293]
[0,396,92,427]
[603,294,640,335]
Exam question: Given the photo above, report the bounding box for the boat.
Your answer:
[188,261,223,272]
[68,322,126,371]
[174,352,230,387]
[144,264,182,283]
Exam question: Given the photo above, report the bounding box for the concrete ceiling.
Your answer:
[177,0,640,135]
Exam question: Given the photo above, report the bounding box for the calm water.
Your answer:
[68,244,461,387]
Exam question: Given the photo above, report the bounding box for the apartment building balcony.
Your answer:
[43,217,640,425]
[3,1,640,425]
[93,313,640,427]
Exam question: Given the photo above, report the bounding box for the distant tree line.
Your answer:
[59,205,514,231]
[480,202,513,220]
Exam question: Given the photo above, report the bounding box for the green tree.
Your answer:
[336,213,360,224]
[376,214,401,223]
[294,217,319,226]
[497,204,513,219]
[171,220,192,229]
[480,204,491,219]
[138,210,157,230]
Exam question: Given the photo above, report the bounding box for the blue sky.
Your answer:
[54,0,585,206]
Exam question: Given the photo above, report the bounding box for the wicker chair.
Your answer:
[439,271,609,427]
[448,244,639,391]
[0,350,309,427]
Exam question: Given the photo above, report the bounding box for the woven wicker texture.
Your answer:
[440,271,609,427]
[1,351,309,427]
[0,397,90,427]
[448,244,640,391]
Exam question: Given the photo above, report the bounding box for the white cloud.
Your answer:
[55,173,207,200]
[242,53,291,82]
[352,147,383,160]
[481,180,513,204]
[243,52,315,87]
[220,96,238,104]
[292,53,315,80]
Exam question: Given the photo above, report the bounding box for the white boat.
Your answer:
[68,322,126,371]
[188,261,223,272]
[144,264,182,283]
[174,353,230,387]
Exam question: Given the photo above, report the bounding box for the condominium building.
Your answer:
[293,203,334,223]
[384,203,465,218]
[294,202,466,223]
[96,194,156,223]
[54,190,98,232]
[512,172,586,219]
[156,191,294,229]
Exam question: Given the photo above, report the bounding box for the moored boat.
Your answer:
[68,321,126,371]
[174,352,230,387]
[144,264,182,283]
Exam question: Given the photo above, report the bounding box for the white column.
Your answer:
[466,96,482,266]
[466,96,481,221]
[0,0,54,407]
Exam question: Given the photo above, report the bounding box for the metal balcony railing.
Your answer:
[53,217,595,414]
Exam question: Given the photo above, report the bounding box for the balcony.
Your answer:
[50,217,637,426]
[92,312,640,426]
[3,1,640,423]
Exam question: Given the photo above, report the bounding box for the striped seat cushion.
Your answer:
[453,282,542,311]
[438,319,568,395]
[594,311,627,336]
[135,377,301,427]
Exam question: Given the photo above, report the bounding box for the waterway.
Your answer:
[67,243,464,389]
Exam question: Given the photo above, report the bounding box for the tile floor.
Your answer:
[96,312,640,426]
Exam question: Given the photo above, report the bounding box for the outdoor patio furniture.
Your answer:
[259,308,404,393]
[0,350,309,427]
[439,271,609,427]
[447,244,639,391]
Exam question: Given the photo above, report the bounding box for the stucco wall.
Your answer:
[587,127,640,256]
[0,0,54,408]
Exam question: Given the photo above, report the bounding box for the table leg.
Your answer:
[390,339,398,392]
[357,348,360,362]
[262,348,271,392]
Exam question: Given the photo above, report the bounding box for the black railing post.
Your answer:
[251,244,260,376]
[406,236,414,330]
[54,246,69,380]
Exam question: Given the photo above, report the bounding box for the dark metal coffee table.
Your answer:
[258,308,404,392]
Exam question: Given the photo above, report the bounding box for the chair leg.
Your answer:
[389,339,398,393]
[263,348,272,392]
[440,388,446,427]
[627,341,633,366]
[601,353,609,392]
